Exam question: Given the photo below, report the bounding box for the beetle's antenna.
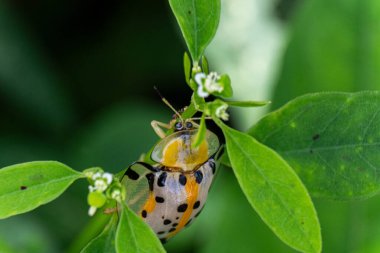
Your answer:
[153,86,183,121]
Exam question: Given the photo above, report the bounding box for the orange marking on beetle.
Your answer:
[162,137,209,171]
[140,192,156,217]
[167,174,199,238]
[162,139,181,167]
[186,140,208,165]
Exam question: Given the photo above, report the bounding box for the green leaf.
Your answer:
[67,203,114,253]
[215,119,321,253]
[201,55,209,74]
[181,101,197,120]
[250,91,380,200]
[0,161,83,219]
[272,0,380,109]
[188,79,198,91]
[81,215,117,253]
[168,0,221,62]
[219,152,232,168]
[226,100,271,107]
[189,169,297,253]
[115,204,166,253]
[217,74,233,98]
[191,93,206,111]
[192,113,206,148]
[183,52,191,85]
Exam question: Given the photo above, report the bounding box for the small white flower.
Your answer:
[103,173,113,184]
[92,172,102,180]
[90,172,114,192]
[194,72,206,84]
[197,83,209,98]
[215,103,229,121]
[111,189,122,202]
[194,72,224,98]
[88,206,97,216]
[94,179,108,192]
[87,170,115,217]
[195,73,209,97]
[204,72,223,93]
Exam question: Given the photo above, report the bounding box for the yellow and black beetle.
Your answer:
[121,104,223,243]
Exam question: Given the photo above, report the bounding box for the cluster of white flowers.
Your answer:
[195,72,224,98]
[89,172,113,193]
[87,172,114,216]
[193,71,230,121]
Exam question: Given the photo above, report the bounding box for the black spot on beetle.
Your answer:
[195,170,203,184]
[142,210,147,218]
[193,201,200,209]
[172,223,178,227]
[155,196,165,203]
[146,173,155,191]
[125,169,139,180]
[177,203,188,212]
[209,160,216,174]
[20,186,27,190]
[169,228,176,232]
[312,134,320,141]
[158,172,167,187]
[164,219,172,225]
[158,231,165,235]
[179,174,187,186]
[176,217,179,220]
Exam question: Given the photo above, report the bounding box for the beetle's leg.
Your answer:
[104,206,119,214]
[151,120,172,138]
[186,119,200,128]
[190,116,212,120]
[192,121,200,128]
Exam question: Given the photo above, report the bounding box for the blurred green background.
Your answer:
[1,0,380,252]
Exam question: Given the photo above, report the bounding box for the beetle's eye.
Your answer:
[186,122,193,129]
[175,122,183,130]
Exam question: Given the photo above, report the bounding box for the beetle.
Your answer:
[121,104,223,243]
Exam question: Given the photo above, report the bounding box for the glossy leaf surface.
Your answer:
[115,204,166,253]
[217,120,321,253]
[251,91,380,200]
[168,0,221,62]
[0,161,82,219]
